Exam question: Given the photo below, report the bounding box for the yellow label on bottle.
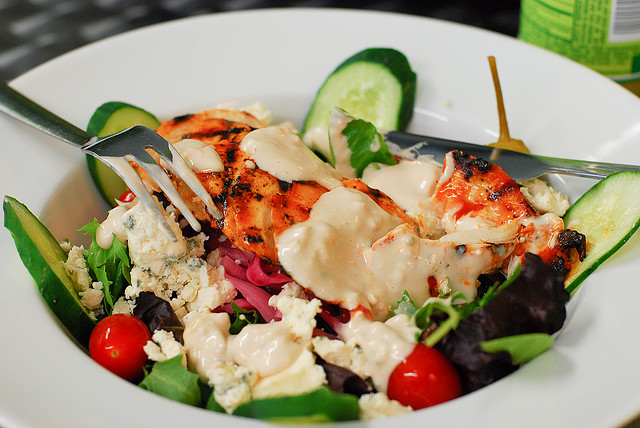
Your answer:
[519,0,640,86]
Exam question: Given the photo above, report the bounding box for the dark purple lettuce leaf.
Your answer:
[316,356,374,397]
[435,253,569,393]
[133,292,184,344]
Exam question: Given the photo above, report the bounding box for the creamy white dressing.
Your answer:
[240,127,342,189]
[339,312,416,392]
[276,186,404,317]
[96,204,130,248]
[183,312,306,380]
[227,322,304,377]
[367,223,510,301]
[183,312,230,379]
[327,108,357,179]
[276,184,514,315]
[173,138,224,173]
[361,159,441,214]
[301,126,331,158]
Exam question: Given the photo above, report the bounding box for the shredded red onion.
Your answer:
[245,256,292,287]
[220,255,248,281]
[224,274,281,322]
[218,243,254,267]
[219,298,254,313]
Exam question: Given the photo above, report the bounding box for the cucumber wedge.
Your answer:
[232,386,359,422]
[303,48,416,159]
[86,102,160,206]
[3,196,96,346]
[563,171,640,294]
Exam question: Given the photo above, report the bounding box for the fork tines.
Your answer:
[83,126,222,242]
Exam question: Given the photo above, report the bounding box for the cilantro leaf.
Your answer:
[229,302,262,335]
[342,118,397,177]
[79,219,130,314]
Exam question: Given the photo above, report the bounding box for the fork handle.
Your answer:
[534,154,640,179]
[0,81,93,147]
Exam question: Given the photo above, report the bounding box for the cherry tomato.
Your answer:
[387,343,461,409]
[89,314,151,382]
[118,189,136,203]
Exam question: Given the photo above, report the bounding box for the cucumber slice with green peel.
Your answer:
[232,386,359,422]
[86,102,161,206]
[3,196,96,347]
[303,48,416,159]
[563,171,640,294]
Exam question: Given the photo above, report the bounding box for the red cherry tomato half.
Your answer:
[387,343,461,410]
[89,314,151,382]
[118,189,136,203]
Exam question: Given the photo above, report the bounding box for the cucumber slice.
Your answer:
[232,386,359,422]
[86,102,161,206]
[303,48,416,159]
[563,171,640,293]
[3,196,96,346]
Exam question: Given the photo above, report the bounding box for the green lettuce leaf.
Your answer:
[79,219,130,314]
[139,355,202,406]
[480,333,554,365]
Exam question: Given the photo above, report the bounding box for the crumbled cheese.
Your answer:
[312,336,369,380]
[79,282,104,311]
[215,101,272,126]
[122,199,235,321]
[112,297,134,314]
[252,349,326,400]
[270,283,321,343]
[206,361,257,413]
[144,330,186,365]
[242,102,272,125]
[358,392,412,419]
[63,245,104,319]
[520,178,570,216]
[63,245,92,292]
[59,240,72,253]
[183,302,326,411]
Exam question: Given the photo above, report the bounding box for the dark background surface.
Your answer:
[0,0,521,81]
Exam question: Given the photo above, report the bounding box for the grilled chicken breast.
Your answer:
[431,150,585,274]
[146,110,583,277]
[152,109,414,264]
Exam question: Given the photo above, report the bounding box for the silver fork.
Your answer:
[384,131,640,181]
[0,81,221,241]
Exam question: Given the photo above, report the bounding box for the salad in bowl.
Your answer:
[3,46,640,423]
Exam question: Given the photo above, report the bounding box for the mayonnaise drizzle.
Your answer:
[276,186,403,317]
[240,127,342,189]
[173,138,224,173]
[184,312,305,380]
[96,204,130,248]
[227,322,304,377]
[277,186,515,315]
[339,312,416,392]
[362,159,441,214]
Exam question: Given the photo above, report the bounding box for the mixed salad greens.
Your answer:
[4,48,640,422]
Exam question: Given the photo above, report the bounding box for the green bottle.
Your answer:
[519,0,640,96]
